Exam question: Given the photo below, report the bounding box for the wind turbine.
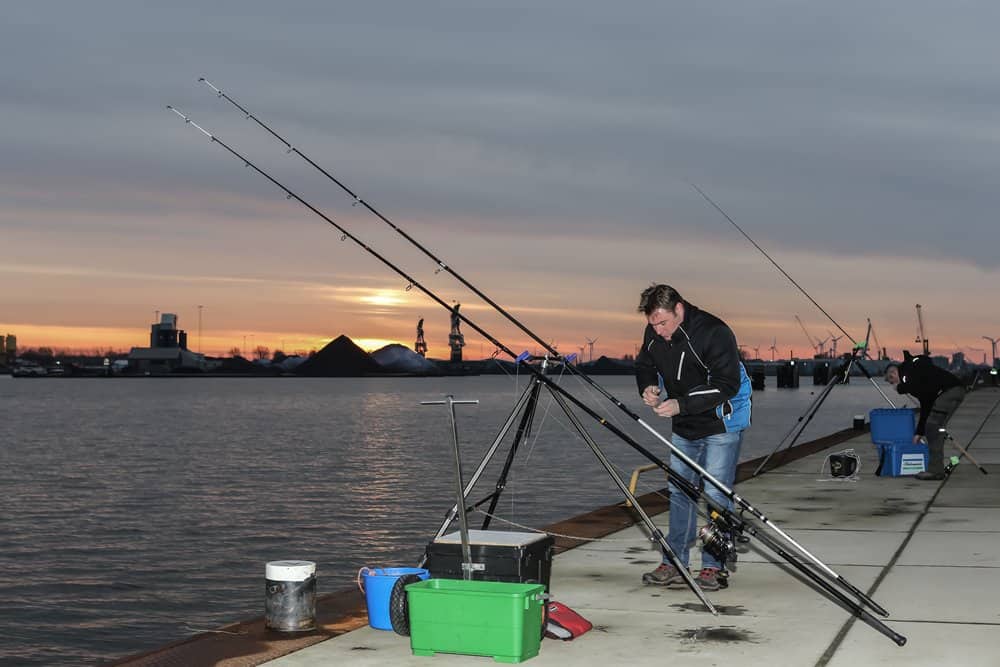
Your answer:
[585,337,598,362]
[753,346,761,361]
[769,337,778,362]
[828,331,843,358]
[816,336,830,358]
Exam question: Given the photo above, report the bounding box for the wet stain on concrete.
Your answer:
[626,546,647,554]
[789,506,833,512]
[592,624,610,633]
[350,646,376,651]
[870,500,914,517]
[629,559,658,565]
[671,626,758,644]
[587,573,604,578]
[670,603,747,616]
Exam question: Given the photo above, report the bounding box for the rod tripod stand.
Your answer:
[425,358,906,645]
[426,357,719,614]
[753,321,895,477]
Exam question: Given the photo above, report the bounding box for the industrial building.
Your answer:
[127,314,204,373]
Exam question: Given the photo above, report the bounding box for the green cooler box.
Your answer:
[406,579,545,663]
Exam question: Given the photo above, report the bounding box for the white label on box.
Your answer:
[900,453,926,475]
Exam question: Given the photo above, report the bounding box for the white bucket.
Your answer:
[265,560,316,632]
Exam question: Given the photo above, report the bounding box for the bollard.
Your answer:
[265,560,316,632]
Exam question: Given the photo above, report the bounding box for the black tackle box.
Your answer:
[424,529,554,592]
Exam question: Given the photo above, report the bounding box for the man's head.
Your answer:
[638,284,685,338]
[884,364,901,386]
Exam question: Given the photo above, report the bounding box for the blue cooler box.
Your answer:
[875,442,928,477]
[869,408,917,445]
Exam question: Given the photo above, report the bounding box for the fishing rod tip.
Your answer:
[198,76,206,82]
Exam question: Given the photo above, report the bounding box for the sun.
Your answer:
[359,290,404,307]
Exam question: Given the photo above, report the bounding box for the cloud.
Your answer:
[2,1,998,355]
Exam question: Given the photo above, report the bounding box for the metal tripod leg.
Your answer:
[428,380,537,541]
[481,378,544,529]
[752,371,840,476]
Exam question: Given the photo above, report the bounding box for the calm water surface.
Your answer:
[0,374,899,665]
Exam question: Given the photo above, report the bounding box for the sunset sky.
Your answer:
[3,2,998,362]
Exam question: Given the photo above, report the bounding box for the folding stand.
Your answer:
[752,320,896,476]
[426,357,718,614]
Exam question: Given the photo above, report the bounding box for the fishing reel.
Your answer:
[698,511,740,563]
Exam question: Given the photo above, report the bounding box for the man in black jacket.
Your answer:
[634,284,748,591]
[885,352,965,481]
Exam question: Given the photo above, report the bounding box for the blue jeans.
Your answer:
[663,431,743,570]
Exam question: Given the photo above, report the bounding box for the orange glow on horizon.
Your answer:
[2,320,968,362]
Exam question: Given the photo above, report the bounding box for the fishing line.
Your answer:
[690,183,858,346]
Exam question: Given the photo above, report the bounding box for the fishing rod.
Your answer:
[165,104,718,614]
[690,183,856,346]
[194,79,893,620]
[198,77,559,361]
[691,184,898,411]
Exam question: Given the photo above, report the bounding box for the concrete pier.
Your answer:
[265,388,1000,666]
[114,387,1000,666]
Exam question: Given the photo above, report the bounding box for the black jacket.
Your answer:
[895,351,963,435]
[635,302,741,439]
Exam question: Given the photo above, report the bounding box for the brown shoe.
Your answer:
[695,567,723,591]
[642,563,687,587]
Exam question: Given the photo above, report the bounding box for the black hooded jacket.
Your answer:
[635,302,741,439]
[894,351,963,435]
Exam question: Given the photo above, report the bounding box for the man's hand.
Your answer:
[913,434,926,444]
[641,385,661,407]
[653,398,681,418]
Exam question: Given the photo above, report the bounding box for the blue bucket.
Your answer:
[358,567,430,630]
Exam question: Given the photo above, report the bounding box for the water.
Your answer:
[0,374,895,665]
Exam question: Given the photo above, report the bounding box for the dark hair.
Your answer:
[638,284,684,316]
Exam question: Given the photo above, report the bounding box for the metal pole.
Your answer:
[422,396,479,579]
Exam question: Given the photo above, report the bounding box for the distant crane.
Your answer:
[869,320,885,360]
[585,337,598,362]
[795,315,820,357]
[769,337,778,362]
[915,304,930,355]
[983,336,999,367]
